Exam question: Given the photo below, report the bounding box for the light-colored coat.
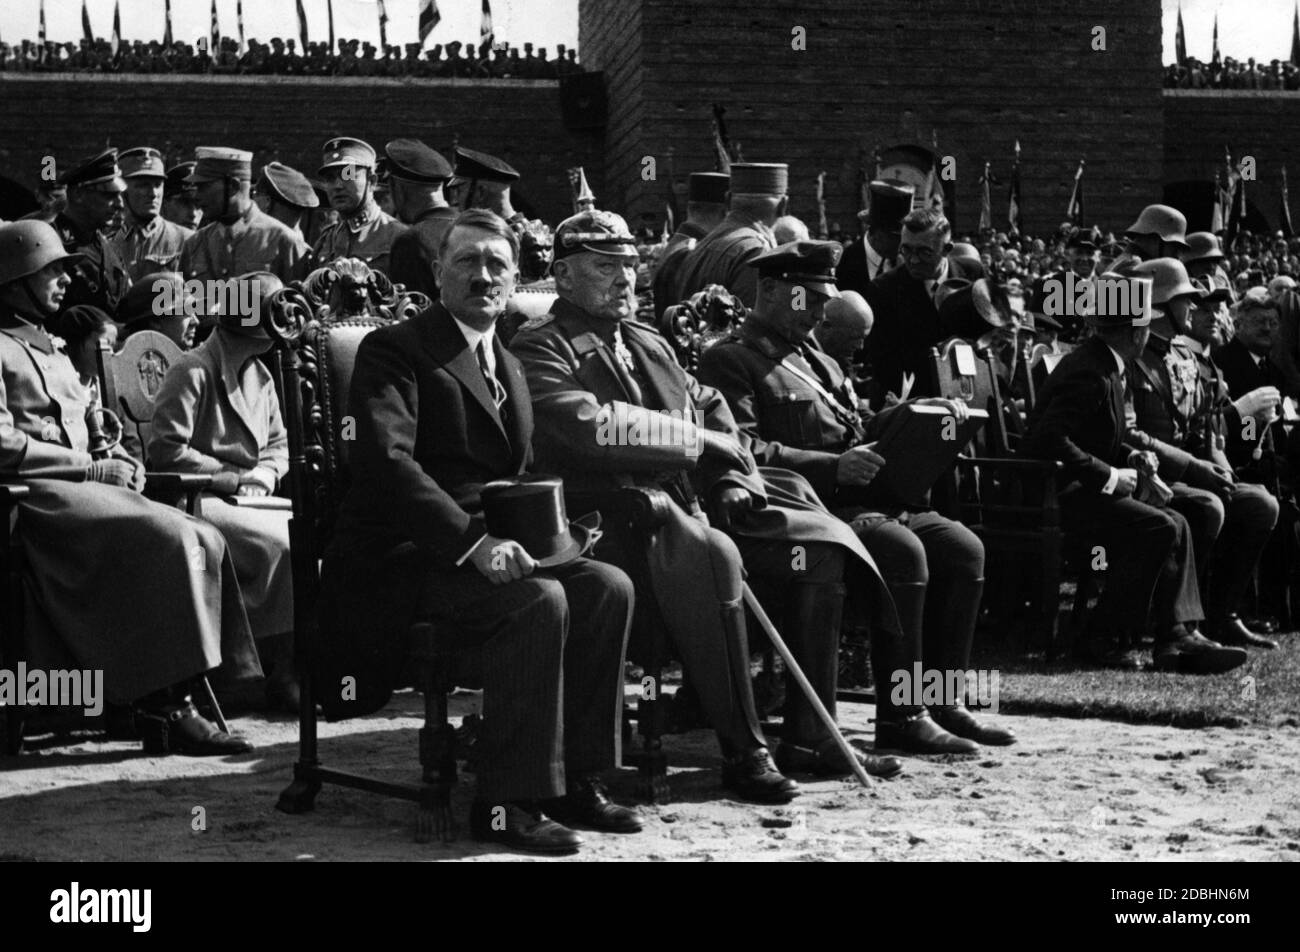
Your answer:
[148,332,293,639]
[0,307,258,702]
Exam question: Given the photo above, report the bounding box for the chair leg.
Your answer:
[196,676,228,734]
[416,661,457,843]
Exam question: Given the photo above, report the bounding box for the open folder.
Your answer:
[869,403,987,508]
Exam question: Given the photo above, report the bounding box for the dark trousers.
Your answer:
[1060,491,1203,641]
[1169,482,1279,619]
[419,557,633,803]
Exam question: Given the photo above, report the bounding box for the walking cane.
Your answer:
[740,584,873,789]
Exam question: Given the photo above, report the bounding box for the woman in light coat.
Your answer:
[147,272,296,710]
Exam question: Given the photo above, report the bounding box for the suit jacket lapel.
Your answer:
[419,304,510,443]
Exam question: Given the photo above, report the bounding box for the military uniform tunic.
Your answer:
[180,202,311,285]
[53,212,131,315]
[111,212,193,283]
[312,198,408,278]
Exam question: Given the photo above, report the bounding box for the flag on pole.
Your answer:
[979,162,993,232]
[110,0,121,57]
[1282,167,1295,238]
[1175,4,1187,66]
[327,0,336,54]
[1008,140,1022,234]
[1226,158,1247,247]
[164,0,173,46]
[378,1,389,48]
[418,0,441,44]
[82,0,94,43]
[711,104,733,174]
[209,0,220,60]
[237,1,246,55]
[816,171,828,239]
[481,0,495,51]
[1066,158,1085,226]
[39,0,46,45]
[1292,3,1300,67]
[295,0,309,50]
[1212,13,1220,64]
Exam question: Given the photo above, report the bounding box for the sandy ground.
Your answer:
[2,689,1299,862]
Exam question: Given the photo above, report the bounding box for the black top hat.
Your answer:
[480,477,600,568]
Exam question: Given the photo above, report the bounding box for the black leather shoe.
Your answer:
[1210,615,1279,650]
[543,776,643,834]
[775,739,904,779]
[1152,631,1248,675]
[931,705,1017,746]
[137,702,253,756]
[721,746,800,803]
[876,712,980,754]
[470,800,583,855]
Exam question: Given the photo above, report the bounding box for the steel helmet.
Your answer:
[1130,257,1198,306]
[1124,204,1189,247]
[0,220,83,287]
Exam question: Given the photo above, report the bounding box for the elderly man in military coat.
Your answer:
[511,210,911,791]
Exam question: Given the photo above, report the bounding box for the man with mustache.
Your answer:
[512,210,910,796]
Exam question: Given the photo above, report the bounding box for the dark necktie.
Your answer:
[477,340,508,415]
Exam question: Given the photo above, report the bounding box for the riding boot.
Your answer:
[780,581,845,747]
[672,597,766,758]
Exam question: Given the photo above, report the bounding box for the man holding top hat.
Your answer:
[323,209,638,855]
[53,149,132,316]
[313,137,408,277]
[383,138,457,299]
[180,147,311,290]
[1021,272,1247,674]
[836,180,915,297]
[512,210,912,794]
[652,171,729,321]
[675,162,788,309]
[111,146,192,283]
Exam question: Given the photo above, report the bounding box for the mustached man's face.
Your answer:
[436,225,518,330]
[555,252,638,322]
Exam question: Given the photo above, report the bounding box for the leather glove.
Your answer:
[85,459,136,488]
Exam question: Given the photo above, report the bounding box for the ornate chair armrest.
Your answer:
[0,482,32,507]
[143,472,213,516]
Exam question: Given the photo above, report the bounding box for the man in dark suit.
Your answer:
[862,208,983,407]
[324,210,639,855]
[835,180,914,298]
[698,241,1013,750]
[1021,277,1247,674]
[1125,260,1279,650]
[512,210,909,790]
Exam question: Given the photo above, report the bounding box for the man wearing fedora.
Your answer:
[313,137,408,278]
[862,208,983,407]
[1021,274,1248,675]
[652,171,729,321]
[835,180,915,297]
[180,147,311,292]
[383,138,457,300]
[675,162,788,308]
[324,209,638,856]
[111,147,192,283]
[1125,259,1280,652]
[53,149,132,316]
[698,241,1015,752]
[513,210,911,796]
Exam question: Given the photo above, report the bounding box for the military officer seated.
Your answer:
[512,210,910,794]
[313,137,408,278]
[698,241,1015,750]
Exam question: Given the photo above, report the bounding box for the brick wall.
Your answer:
[1164,90,1300,234]
[583,0,1165,238]
[0,72,603,226]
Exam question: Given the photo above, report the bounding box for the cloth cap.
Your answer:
[687,172,730,205]
[318,137,377,176]
[729,162,788,197]
[259,162,320,209]
[188,147,254,183]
